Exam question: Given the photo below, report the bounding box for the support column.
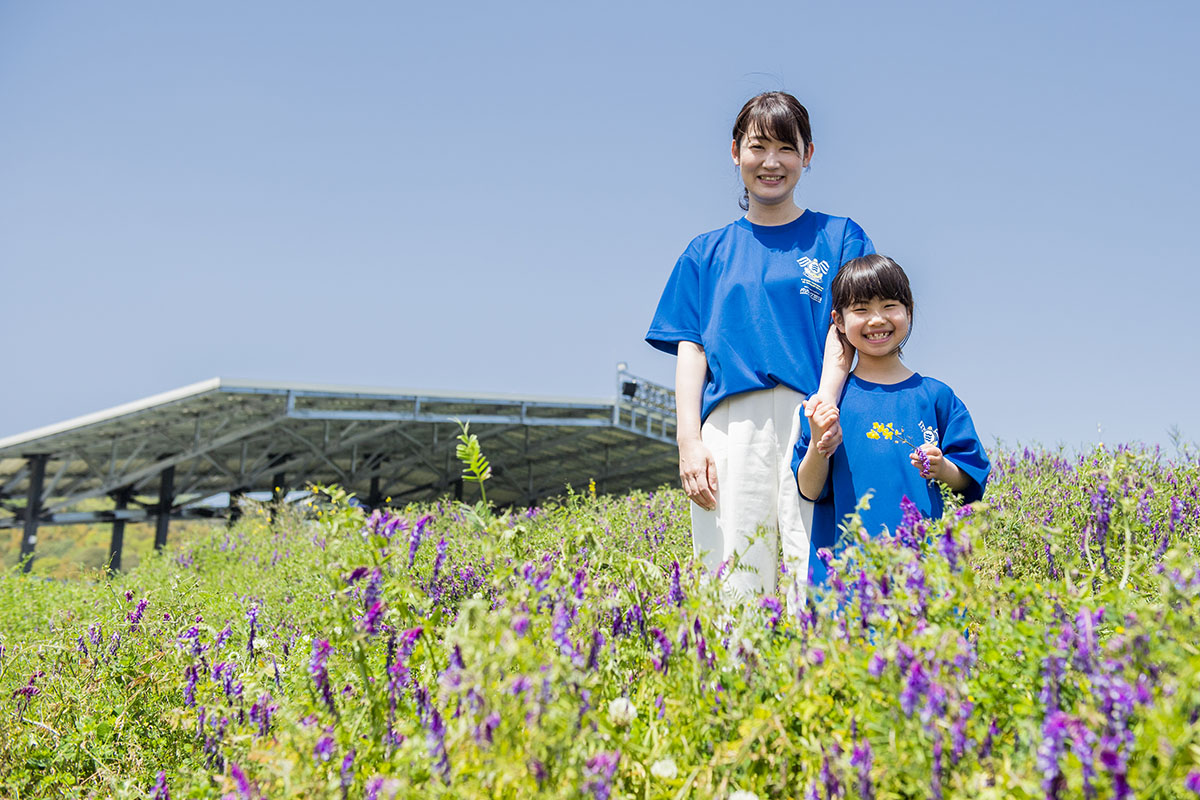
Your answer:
[228,489,244,526]
[270,472,287,523]
[454,479,464,502]
[154,466,175,552]
[19,454,48,574]
[108,487,132,574]
[367,476,382,509]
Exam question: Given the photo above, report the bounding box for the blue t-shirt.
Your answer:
[646,211,874,422]
[792,373,990,581]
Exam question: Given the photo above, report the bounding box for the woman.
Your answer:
[646,91,874,602]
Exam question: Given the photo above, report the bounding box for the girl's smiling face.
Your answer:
[836,296,912,359]
[731,130,811,209]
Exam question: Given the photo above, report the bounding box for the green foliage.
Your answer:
[454,420,492,509]
[0,445,1197,799]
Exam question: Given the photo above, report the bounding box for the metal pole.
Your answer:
[108,488,131,574]
[19,454,48,573]
[154,466,175,552]
[367,476,382,509]
[271,471,286,523]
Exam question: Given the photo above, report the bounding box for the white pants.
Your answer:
[691,385,813,605]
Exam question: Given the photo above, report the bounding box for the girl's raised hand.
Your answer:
[805,399,842,457]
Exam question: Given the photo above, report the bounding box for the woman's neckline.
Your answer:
[737,208,809,230]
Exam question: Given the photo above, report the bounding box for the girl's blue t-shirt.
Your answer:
[646,211,873,422]
[792,373,990,580]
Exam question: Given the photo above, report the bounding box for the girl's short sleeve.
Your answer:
[938,392,990,504]
[646,249,702,355]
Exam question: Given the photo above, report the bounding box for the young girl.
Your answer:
[646,91,875,602]
[792,254,990,583]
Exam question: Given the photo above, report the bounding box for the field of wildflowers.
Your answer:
[1,442,1199,799]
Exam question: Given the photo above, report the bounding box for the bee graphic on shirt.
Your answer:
[918,420,939,447]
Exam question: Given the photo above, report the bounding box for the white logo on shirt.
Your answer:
[797,257,830,302]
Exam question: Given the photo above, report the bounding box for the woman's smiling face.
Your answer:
[732,130,811,209]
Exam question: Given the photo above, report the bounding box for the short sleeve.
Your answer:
[791,411,831,502]
[840,219,875,265]
[646,249,703,356]
[937,391,990,504]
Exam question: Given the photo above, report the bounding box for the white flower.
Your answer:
[607,697,638,727]
[729,791,760,800]
[650,758,678,780]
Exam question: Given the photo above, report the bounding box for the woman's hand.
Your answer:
[678,436,718,511]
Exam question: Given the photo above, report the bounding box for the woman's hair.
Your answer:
[732,92,813,211]
[830,254,915,357]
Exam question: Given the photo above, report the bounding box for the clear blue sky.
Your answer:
[2,1,1197,450]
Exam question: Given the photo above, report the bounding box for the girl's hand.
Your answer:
[805,398,842,456]
[679,436,718,511]
[911,444,941,479]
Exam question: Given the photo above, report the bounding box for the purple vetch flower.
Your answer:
[214,622,233,651]
[151,770,170,800]
[939,524,960,572]
[1037,711,1069,799]
[89,623,104,648]
[416,687,451,784]
[314,735,335,763]
[1185,772,1200,794]
[809,648,826,667]
[432,538,448,584]
[310,639,337,715]
[921,682,948,725]
[896,495,924,549]
[916,447,932,479]
[184,664,199,707]
[229,761,253,800]
[759,595,782,629]
[340,749,356,797]
[1040,655,1064,712]
[108,632,122,656]
[125,590,134,602]
[820,748,840,800]
[668,561,685,606]
[365,776,385,800]
[571,567,588,601]
[583,750,621,800]
[851,739,874,800]
[357,601,386,636]
[899,660,929,718]
[551,603,580,664]
[77,635,89,658]
[246,604,261,657]
[408,514,432,568]
[979,718,1000,760]
[868,652,888,678]
[512,615,530,637]
[586,629,605,671]
[649,628,672,672]
[529,759,548,787]
[474,711,501,745]
[950,702,973,764]
[128,597,149,631]
[249,693,277,737]
[1073,607,1103,672]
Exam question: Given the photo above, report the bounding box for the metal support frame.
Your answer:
[108,486,132,573]
[19,454,48,573]
[154,466,175,551]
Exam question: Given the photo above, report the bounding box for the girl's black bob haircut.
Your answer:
[830,254,915,357]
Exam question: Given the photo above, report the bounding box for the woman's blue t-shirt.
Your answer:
[646,211,873,422]
[792,372,991,581]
